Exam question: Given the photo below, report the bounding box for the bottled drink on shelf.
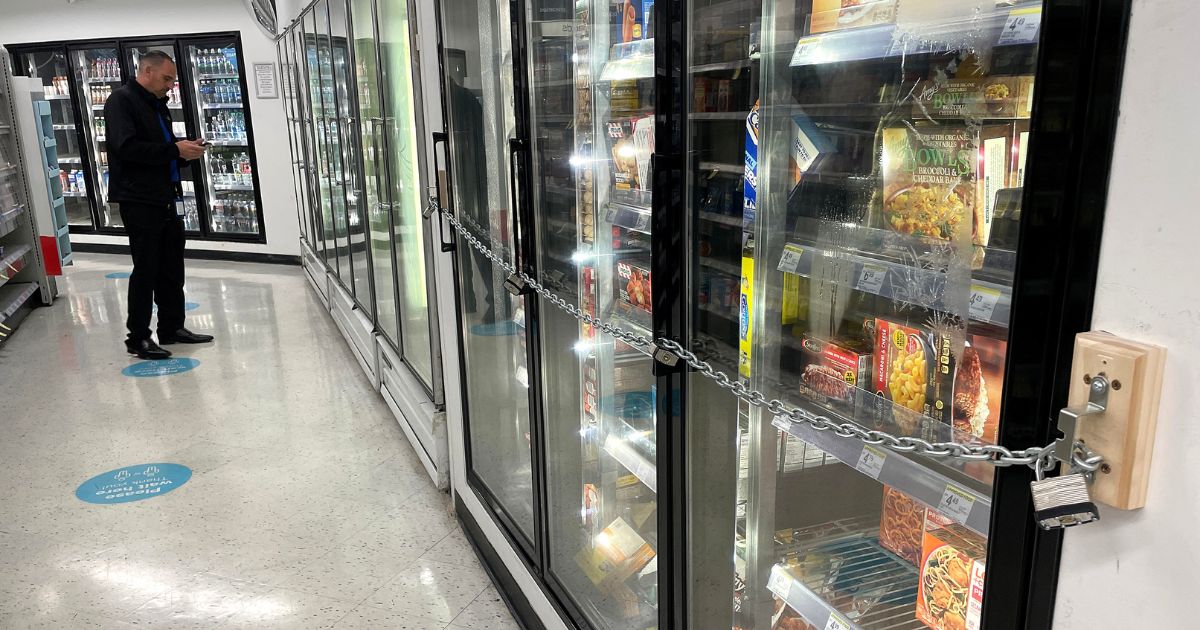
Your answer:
[59,170,69,190]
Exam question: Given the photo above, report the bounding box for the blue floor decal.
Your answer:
[76,463,192,504]
[154,302,200,312]
[123,357,200,377]
[105,272,131,279]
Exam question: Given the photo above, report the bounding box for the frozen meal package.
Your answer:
[912,76,1034,121]
[789,113,835,186]
[1011,120,1031,188]
[952,335,1006,444]
[872,318,954,431]
[976,124,1012,251]
[916,521,987,630]
[596,516,656,574]
[880,125,976,242]
[809,0,897,35]
[617,260,653,314]
[879,485,927,565]
[797,335,872,408]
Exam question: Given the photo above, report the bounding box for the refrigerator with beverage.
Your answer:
[7,34,265,242]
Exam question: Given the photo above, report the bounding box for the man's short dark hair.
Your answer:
[139,50,175,69]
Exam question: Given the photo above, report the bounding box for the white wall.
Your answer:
[0,0,300,257]
[1054,0,1200,626]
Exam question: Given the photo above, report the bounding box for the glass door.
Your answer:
[439,0,538,548]
[15,48,95,229]
[279,31,311,249]
[67,44,120,230]
[315,1,354,292]
[302,17,337,271]
[527,0,661,627]
[730,2,1048,629]
[330,0,373,309]
[378,0,435,388]
[124,41,202,234]
[350,0,397,343]
[183,38,263,238]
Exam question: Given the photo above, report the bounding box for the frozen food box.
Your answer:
[596,516,656,575]
[607,115,653,199]
[809,0,897,35]
[617,260,653,314]
[872,318,954,431]
[912,76,1034,120]
[880,125,976,243]
[952,335,1007,444]
[797,335,872,408]
[1010,120,1031,188]
[916,521,987,630]
[977,124,1012,252]
[879,485,927,565]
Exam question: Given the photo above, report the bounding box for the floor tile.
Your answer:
[332,604,447,629]
[421,529,483,570]
[224,588,354,628]
[450,586,522,630]
[127,573,268,628]
[366,557,491,623]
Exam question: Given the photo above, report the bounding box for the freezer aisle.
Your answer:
[0,254,515,629]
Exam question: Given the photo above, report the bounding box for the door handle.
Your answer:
[431,131,455,253]
[507,138,525,271]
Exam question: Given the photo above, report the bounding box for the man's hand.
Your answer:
[176,140,206,161]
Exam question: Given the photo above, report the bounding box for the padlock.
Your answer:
[1031,459,1101,530]
[503,273,531,296]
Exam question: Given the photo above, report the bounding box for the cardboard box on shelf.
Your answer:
[617,260,652,314]
[797,335,872,408]
[810,0,897,35]
[880,125,975,243]
[879,485,926,565]
[952,335,1007,444]
[872,318,955,432]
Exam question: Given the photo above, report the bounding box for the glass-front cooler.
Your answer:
[723,2,1049,629]
[14,49,94,228]
[302,14,339,273]
[184,38,262,237]
[125,42,201,233]
[68,44,121,229]
[527,0,662,627]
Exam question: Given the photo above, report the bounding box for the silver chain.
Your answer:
[432,206,1102,474]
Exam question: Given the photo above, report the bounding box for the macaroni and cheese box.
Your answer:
[872,318,954,431]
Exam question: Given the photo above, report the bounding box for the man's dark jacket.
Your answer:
[103,79,186,207]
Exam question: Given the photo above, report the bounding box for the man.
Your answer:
[105,51,212,360]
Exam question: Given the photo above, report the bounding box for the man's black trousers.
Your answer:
[119,202,185,342]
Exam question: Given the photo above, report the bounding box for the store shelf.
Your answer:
[698,211,741,227]
[789,1,1041,68]
[690,58,753,73]
[697,161,743,175]
[691,111,750,121]
[202,103,244,109]
[58,156,82,164]
[87,77,121,84]
[768,536,924,630]
[603,434,657,493]
[44,94,72,101]
[62,191,88,198]
[0,163,17,176]
[207,139,248,147]
[0,244,33,288]
[773,414,992,537]
[0,206,26,239]
[52,123,76,130]
[0,281,40,324]
[605,202,652,235]
[197,73,240,80]
[775,238,1013,328]
[700,257,741,277]
[599,40,655,82]
[92,104,106,110]
[213,183,255,192]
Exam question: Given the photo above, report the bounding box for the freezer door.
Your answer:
[525,1,663,627]
[15,49,96,229]
[439,0,538,550]
[68,44,121,230]
[719,2,1051,629]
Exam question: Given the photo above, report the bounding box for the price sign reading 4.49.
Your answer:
[939,484,977,524]
[969,284,1002,322]
[855,445,887,479]
[825,612,852,630]
[998,7,1043,46]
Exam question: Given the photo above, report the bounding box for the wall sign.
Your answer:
[123,357,200,377]
[76,463,192,504]
[253,62,278,99]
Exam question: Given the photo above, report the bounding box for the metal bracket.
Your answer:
[1054,374,1110,469]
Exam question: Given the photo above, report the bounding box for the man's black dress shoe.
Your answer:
[126,339,173,360]
[158,328,215,344]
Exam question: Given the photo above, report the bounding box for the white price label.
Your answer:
[634,211,650,232]
[969,285,1002,322]
[998,7,1042,46]
[855,446,887,479]
[858,264,886,294]
[825,612,852,630]
[772,415,793,432]
[939,484,977,524]
[790,37,822,66]
[767,566,790,597]
[778,244,805,275]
